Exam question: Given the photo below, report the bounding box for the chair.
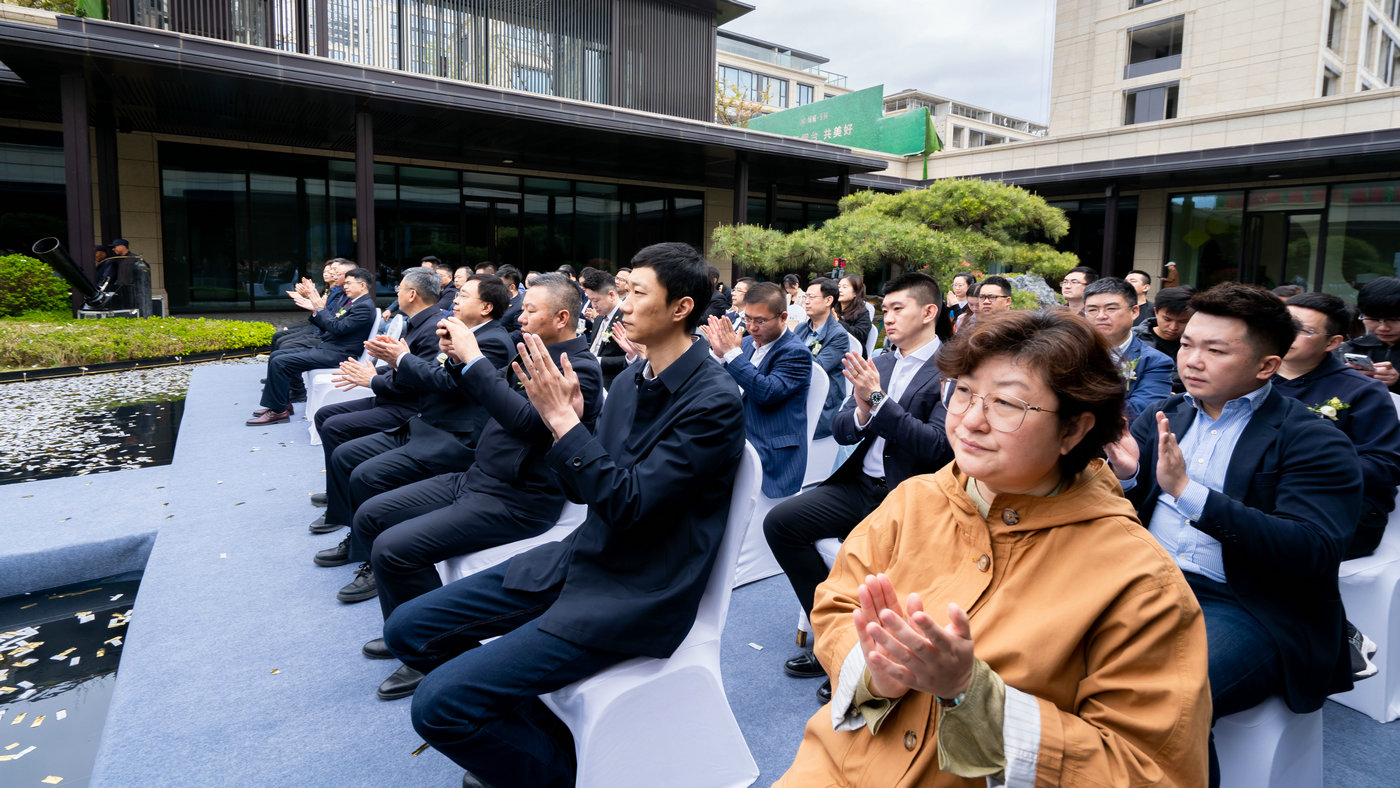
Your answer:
[803,338,854,489]
[735,361,828,587]
[863,310,879,360]
[540,443,762,788]
[1213,696,1323,788]
[435,502,589,585]
[305,311,398,445]
[794,538,844,647]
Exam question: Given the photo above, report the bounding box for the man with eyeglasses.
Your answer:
[701,281,813,500]
[956,275,1014,334]
[1341,276,1400,393]
[761,272,955,703]
[1274,292,1400,561]
[1058,265,1098,314]
[1084,277,1173,422]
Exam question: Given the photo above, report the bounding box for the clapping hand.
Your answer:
[843,352,881,419]
[700,315,741,356]
[332,357,376,391]
[613,321,646,360]
[1155,412,1188,499]
[364,336,410,369]
[436,316,481,364]
[854,573,974,702]
[513,333,584,441]
[1104,426,1141,481]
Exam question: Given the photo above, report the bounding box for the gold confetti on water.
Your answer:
[9,713,24,725]
[29,715,44,728]
[269,669,280,674]
[4,742,16,750]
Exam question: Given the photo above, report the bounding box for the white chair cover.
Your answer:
[735,361,828,587]
[540,443,762,788]
[1214,696,1323,788]
[795,538,844,645]
[304,310,390,444]
[435,502,589,585]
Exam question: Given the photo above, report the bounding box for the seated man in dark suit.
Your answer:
[248,267,376,426]
[1083,276,1174,422]
[308,275,513,543]
[794,277,850,440]
[580,268,629,387]
[497,264,524,338]
[345,273,603,700]
[724,277,754,335]
[269,258,349,352]
[382,242,744,788]
[431,261,457,315]
[1275,292,1400,560]
[1109,283,1362,787]
[762,272,955,700]
[303,267,443,525]
[701,281,812,499]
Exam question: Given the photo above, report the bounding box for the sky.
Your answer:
[721,0,1057,124]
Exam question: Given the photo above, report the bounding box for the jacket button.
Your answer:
[1001,509,1019,525]
[903,730,917,750]
[571,457,583,468]
[977,554,990,572]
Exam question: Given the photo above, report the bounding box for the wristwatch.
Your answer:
[866,390,886,409]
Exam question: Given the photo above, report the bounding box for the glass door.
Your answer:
[1244,211,1322,290]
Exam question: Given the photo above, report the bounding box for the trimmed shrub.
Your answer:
[0,254,72,317]
[0,316,275,369]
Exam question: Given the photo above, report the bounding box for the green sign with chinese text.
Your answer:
[747,85,939,157]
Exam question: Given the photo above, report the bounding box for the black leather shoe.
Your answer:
[362,637,393,660]
[310,492,328,507]
[309,514,345,535]
[337,563,378,603]
[377,664,424,700]
[784,650,825,678]
[816,678,832,704]
[461,770,493,788]
[314,537,351,567]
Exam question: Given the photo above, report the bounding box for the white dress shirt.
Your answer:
[856,336,941,479]
[721,328,786,368]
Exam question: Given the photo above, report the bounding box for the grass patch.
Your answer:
[0,316,275,370]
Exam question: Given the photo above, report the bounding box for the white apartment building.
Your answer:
[883,89,1048,150]
[715,29,851,117]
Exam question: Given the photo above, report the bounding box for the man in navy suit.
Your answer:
[307,267,443,512]
[701,281,811,499]
[269,258,351,352]
[761,272,956,701]
[347,274,604,701]
[382,243,744,788]
[1109,283,1361,788]
[1084,276,1173,422]
[248,267,376,425]
[580,269,629,387]
[794,277,850,439]
[306,275,513,539]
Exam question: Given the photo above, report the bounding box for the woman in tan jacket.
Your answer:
[776,309,1211,787]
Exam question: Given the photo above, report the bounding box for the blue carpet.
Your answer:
[4,361,1398,786]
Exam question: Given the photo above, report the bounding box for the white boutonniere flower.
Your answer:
[335,307,348,318]
[436,352,450,368]
[1308,396,1350,421]
[806,336,822,355]
[1117,357,1139,391]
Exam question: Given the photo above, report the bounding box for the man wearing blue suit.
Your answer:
[383,243,744,788]
[762,272,956,702]
[794,277,850,440]
[701,281,812,499]
[1084,276,1173,422]
[1109,283,1361,788]
[248,267,376,425]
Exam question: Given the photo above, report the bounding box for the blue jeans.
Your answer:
[383,562,624,788]
[1187,574,1283,788]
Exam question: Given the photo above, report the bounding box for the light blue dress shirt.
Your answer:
[1147,383,1273,583]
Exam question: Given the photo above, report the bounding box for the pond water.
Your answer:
[0,572,140,787]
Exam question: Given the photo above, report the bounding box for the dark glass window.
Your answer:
[1125,16,1184,79]
[0,133,66,259]
[1124,82,1179,124]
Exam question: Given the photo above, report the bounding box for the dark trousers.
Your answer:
[271,322,315,352]
[1347,507,1387,559]
[260,346,348,411]
[1189,574,1283,788]
[316,399,414,524]
[329,422,477,535]
[355,473,558,619]
[383,562,624,788]
[763,473,888,620]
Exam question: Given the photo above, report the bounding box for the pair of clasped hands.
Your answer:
[1104,412,1189,500]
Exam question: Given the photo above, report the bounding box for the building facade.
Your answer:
[0,1,884,313]
[715,29,851,119]
[858,0,1400,302]
[883,89,1048,150]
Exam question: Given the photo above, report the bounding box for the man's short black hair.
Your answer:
[706,265,721,286]
[977,275,1014,298]
[743,282,788,317]
[807,277,839,306]
[1083,276,1137,307]
[1357,277,1400,320]
[1066,266,1099,284]
[421,255,441,266]
[557,263,577,277]
[629,243,712,332]
[1286,292,1352,338]
[466,274,510,319]
[884,271,953,340]
[734,276,757,288]
[1128,269,1152,285]
[616,266,632,274]
[495,264,521,287]
[580,269,616,295]
[1191,282,1296,358]
[343,267,374,287]
[474,261,497,274]
[1153,285,1196,317]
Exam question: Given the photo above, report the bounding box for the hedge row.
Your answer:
[0,316,275,370]
[0,253,72,317]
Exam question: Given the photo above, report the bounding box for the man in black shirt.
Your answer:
[1132,285,1196,393]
